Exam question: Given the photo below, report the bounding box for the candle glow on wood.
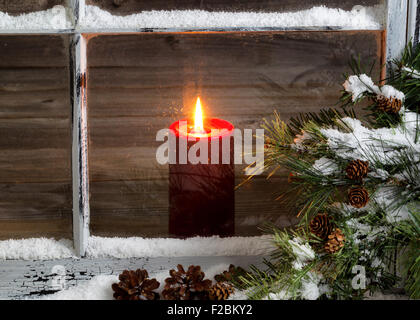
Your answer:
[189,97,210,138]
[194,97,204,133]
[170,97,234,139]
[188,97,209,138]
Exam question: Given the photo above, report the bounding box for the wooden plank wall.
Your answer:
[87,0,383,15]
[0,1,64,15]
[87,31,384,237]
[0,35,72,239]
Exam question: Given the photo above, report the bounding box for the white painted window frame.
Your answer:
[386,0,419,65]
[0,0,418,256]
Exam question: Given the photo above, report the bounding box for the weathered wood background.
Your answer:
[0,0,64,15]
[87,0,383,15]
[0,35,72,239]
[87,31,384,237]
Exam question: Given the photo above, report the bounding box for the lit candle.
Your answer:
[169,97,235,237]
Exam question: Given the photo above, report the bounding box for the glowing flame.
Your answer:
[194,97,204,132]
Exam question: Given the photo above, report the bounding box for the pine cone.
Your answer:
[346,160,369,181]
[309,214,334,240]
[214,264,247,285]
[208,282,234,301]
[348,187,369,208]
[375,96,402,114]
[162,265,212,300]
[112,269,160,300]
[325,228,346,253]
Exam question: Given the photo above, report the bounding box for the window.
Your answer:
[0,0,413,255]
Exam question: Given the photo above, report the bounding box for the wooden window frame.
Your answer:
[0,0,418,256]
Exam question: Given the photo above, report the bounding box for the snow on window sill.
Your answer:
[0,5,384,33]
[0,235,271,261]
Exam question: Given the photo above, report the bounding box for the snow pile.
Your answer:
[299,272,324,300]
[34,267,408,300]
[41,274,117,300]
[86,235,270,258]
[289,238,315,268]
[0,4,383,31]
[258,238,324,300]
[0,5,72,30]
[343,74,379,101]
[402,66,420,79]
[289,238,324,300]
[313,157,339,176]
[0,238,75,260]
[374,187,411,223]
[0,235,269,260]
[40,263,232,300]
[320,116,419,164]
[343,74,405,102]
[80,5,382,30]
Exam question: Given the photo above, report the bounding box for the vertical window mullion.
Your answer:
[70,0,90,256]
[386,0,409,69]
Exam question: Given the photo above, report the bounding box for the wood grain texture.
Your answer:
[0,218,72,240]
[87,31,384,237]
[87,0,382,15]
[0,1,64,15]
[0,35,72,239]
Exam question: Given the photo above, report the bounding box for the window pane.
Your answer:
[0,35,72,239]
[87,31,383,237]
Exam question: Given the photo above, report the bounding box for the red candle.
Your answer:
[169,98,235,237]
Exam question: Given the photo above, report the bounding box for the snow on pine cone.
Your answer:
[346,159,369,181]
[309,213,334,240]
[208,282,234,301]
[162,264,212,300]
[348,187,369,208]
[374,96,402,114]
[325,228,346,254]
[112,269,160,300]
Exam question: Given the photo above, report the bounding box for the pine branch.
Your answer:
[287,108,357,138]
[389,40,420,113]
[395,209,420,299]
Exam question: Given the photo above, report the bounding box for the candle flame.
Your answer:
[194,97,204,132]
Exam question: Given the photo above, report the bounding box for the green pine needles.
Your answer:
[242,42,420,300]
